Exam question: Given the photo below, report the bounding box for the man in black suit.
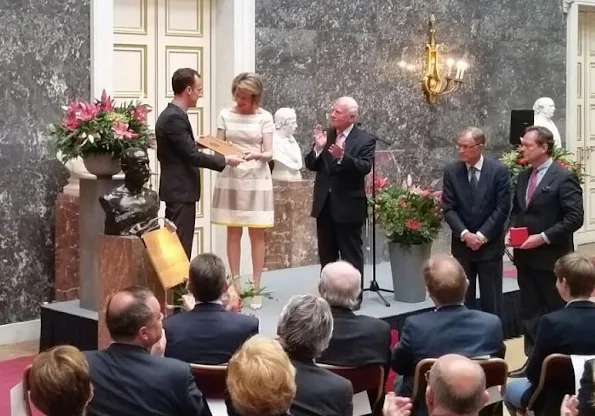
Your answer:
[508,126,584,371]
[304,96,375,309]
[156,68,244,258]
[164,253,258,364]
[391,255,505,398]
[84,286,211,416]
[317,260,391,367]
[503,253,595,415]
[442,127,510,317]
[278,294,353,416]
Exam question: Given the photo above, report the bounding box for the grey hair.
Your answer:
[429,358,486,414]
[458,126,486,145]
[318,261,361,308]
[277,294,333,359]
[274,107,296,129]
[337,96,359,116]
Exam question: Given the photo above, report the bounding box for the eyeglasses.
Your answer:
[455,143,482,150]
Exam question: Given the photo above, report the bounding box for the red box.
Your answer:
[509,227,529,247]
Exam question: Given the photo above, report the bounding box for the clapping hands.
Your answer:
[313,124,327,152]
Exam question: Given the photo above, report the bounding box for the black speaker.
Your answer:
[509,110,534,146]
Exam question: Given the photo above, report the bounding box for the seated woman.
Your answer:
[27,345,93,416]
[504,253,595,415]
[227,335,296,416]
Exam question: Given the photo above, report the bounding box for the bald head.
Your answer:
[422,255,468,305]
[427,354,487,415]
[318,261,361,309]
[105,286,158,343]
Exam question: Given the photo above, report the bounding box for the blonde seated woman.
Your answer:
[26,345,93,416]
[227,335,296,416]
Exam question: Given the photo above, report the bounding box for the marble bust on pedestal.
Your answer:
[533,97,562,148]
[99,147,160,236]
[272,108,303,181]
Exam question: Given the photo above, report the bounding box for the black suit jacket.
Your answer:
[84,343,211,416]
[391,304,505,397]
[156,103,226,203]
[289,357,353,416]
[579,359,595,416]
[163,302,259,364]
[304,125,375,224]
[318,306,391,367]
[442,157,510,261]
[510,162,583,270]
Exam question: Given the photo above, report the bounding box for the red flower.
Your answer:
[131,104,150,124]
[112,121,138,139]
[405,219,421,231]
[98,89,114,112]
[517,157,527,166]
[557,160,568,168]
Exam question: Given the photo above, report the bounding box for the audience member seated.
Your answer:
[317,260,391,367]
[84,286,211,416]
[579,359,595,416]
[227,335,296,416]
[28,345,93,416]
[278,294,353,416]
[163,253,259,364]
[382,354,489,416]
[504,252,595,415]
[391,255,505,397]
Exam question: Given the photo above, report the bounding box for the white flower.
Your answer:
[88,134,94,143]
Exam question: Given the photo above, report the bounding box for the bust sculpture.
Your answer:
[533,97,562,148]
[272,107,303,181]
[99,147,160,236]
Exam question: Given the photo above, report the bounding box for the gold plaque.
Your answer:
[141,227,189,289]
[196,135,244,156]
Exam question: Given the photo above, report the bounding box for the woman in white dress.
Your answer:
[211,73,275,309]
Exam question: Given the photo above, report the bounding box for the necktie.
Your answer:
[337,132,346,147]
[526,168,539,203]
[469,166,478,190]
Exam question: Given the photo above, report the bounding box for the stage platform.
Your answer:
[39,261,521,352]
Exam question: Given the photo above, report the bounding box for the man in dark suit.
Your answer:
[164,253,258,364]
[503,253,595,415]
[508,126,584,371]
[156,68,244,258]
[304,96,375,309]
[442,127,510,316]
[317,260,391,367]
[84,286,211,416]
[578,358,595,416]
[391,255,505,398]
[278,294,353,416]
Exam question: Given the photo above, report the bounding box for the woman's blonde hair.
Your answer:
[231,72,264,106]
[227,335,296,416]
[28,345,92,416]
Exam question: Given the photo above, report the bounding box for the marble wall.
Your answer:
[0,1,90,324]
[255,0,567,185]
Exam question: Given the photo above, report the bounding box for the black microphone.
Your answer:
[356,123,391,145]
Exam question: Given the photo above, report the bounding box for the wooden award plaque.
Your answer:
[141,227,189,289]
[196,135,244,156]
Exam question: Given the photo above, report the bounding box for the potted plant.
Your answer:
[49,90,154,177]
[499,145,585,189]
[374,175,443,303]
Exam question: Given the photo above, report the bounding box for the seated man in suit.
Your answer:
[278,294,353,416]
[504,252,595,415]
[84,286,210,416]
[317,260,391,366]
[164,253,259,364]
[391,255,505,398]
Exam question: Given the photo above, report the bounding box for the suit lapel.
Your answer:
[343,126,358,155]
[472,158,490,209]
[527,163,557,208]
[457,162,474,203]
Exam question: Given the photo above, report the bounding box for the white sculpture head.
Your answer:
[533,97,555,119]
[274,108,298,138]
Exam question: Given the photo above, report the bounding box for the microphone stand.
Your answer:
[359,124,393,307]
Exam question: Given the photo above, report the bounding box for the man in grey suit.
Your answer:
[84,286,211,416]
[155,68,243,258]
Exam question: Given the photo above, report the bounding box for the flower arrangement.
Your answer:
[499,146,585,187]
[374,175,443,246]
[49,90,153,162]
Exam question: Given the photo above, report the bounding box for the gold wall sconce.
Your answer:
[422,15,469,104]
